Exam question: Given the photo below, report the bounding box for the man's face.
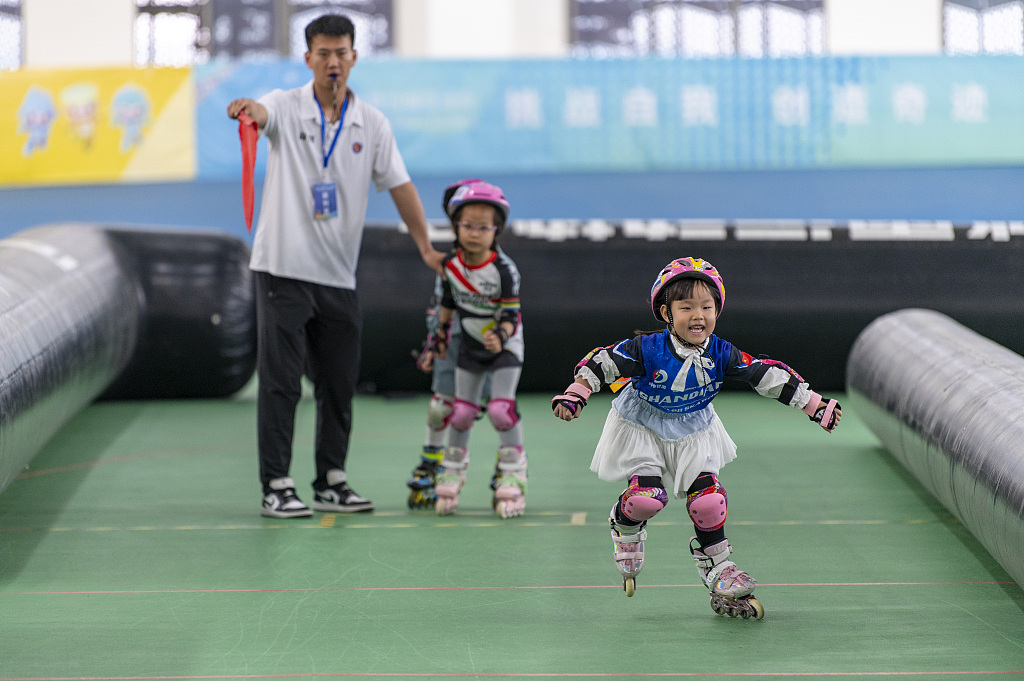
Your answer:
[305,33,357,90]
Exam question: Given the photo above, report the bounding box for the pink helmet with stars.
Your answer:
[649,257,726,322]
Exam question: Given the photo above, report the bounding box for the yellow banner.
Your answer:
[1,67,195,186]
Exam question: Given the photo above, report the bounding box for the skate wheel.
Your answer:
[624,577,635,597]
[435,497,455,516]
[747,597,765,620]
[407,490,431,509]
[711,599,726,616]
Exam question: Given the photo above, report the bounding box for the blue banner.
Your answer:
[195,55,1024,180]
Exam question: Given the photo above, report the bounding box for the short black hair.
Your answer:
[305,14,355,50]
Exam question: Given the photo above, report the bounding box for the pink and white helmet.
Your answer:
[649,257,726,322]
[445,180,510,228]
[442,178,482,215]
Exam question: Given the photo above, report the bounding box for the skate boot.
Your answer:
[406,446,443,509]
[488,452,502,493]
[492,446,527,518]
[434,446,469,516]
[610,511,648,597]
[690,537,764,619]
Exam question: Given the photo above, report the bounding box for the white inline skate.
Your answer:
[434,446,469,516]
[690,537,764,619]
[610,514,648,597]
[492,446,527,518]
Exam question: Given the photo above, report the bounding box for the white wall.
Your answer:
[23,0,135,68]
[394,0,568,58]
[826,0,943,55]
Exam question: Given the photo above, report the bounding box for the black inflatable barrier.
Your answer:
[0,223,255,496]
[846,309,1024,588]
[355,221,1024,394]
[99,228,256,400]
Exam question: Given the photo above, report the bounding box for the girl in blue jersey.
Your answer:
[423,180,527,519]
[552,257,841,619]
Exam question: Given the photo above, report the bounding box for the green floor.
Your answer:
[1,389,1023,680]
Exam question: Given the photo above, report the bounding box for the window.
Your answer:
[135,0,206,67]
[0,0,21,70]
[944,0,1024,55]
[570,0,825,58]
[289,1,393,58]
[134,0,393,67]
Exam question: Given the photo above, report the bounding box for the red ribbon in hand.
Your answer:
[237,111,258,231]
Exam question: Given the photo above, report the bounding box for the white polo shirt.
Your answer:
[250,81,411,290]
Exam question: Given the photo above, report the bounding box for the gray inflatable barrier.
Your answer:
[0,223,255,496]
[846,308,1024,587]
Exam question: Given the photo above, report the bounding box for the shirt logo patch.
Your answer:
[352,142,363,153]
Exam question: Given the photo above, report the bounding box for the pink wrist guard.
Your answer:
[802,392,822,417]
[551,382,592,417]
[566,383,592,401]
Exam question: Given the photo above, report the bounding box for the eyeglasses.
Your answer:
[456,222,498,233]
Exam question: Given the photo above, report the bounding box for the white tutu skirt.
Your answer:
[590,405,737,498]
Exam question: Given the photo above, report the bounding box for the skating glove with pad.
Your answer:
[552,382,592,419]
[803,392,841,433]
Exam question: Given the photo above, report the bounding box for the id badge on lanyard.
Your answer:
[312,92,348,221]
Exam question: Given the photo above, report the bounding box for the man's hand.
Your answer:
[227,98,268,128]
[421,248,445,275]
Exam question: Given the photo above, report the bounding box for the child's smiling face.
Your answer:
[662,280,717,345]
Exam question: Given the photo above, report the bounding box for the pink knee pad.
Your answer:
[449,399,481,431]
[686,476,728,531]
[619,476,668,522]
[486,398,519,432]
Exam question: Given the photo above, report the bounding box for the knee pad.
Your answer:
[686,473,727,531]
[486,398,519,432]
[449,398,481,431]
[426,394,453,431]
[617,475,668,523]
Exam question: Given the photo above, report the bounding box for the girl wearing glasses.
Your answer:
[420,179,527,518]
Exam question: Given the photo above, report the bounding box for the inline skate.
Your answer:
[610,514,647,597]
[406,446,443,509]
[492,446,527,518]
[690,537,764,619]
[434,446,468,515]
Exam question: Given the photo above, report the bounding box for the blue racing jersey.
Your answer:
[573,329,815,440]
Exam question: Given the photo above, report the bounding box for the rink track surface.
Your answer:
[1,389,1023,680]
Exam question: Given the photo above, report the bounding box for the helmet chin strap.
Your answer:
[663,309,704,348]
[664,309,703,350]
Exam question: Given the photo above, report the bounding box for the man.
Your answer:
[227,14,444,518]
